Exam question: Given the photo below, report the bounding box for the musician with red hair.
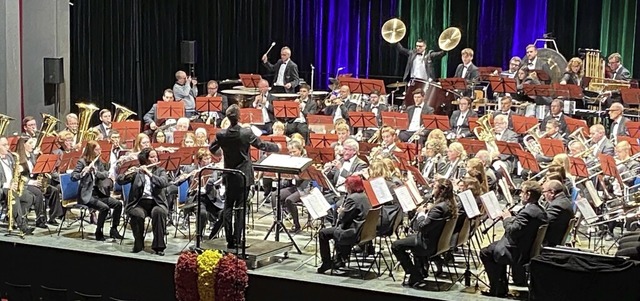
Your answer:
[317,175,371,274]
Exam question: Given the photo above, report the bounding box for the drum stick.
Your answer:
[263,42,276,57]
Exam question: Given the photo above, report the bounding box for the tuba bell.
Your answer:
[473,113,499,156]
[523,124,547,156]
[0,113,15,136]
[76,103,100,144]
[112,102,137,122]
[34,113,60,150]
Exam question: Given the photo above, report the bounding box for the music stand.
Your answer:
[515,149,540,173]
[468,117,479,133]
[238,73,262,89]
[263,135,289,154]
[273,101,300,120]
[309,133,338,148]
[157,101,185,119]
[440,77,468,91]
[598,154,624,187]
[111,121,140,146]
[617,136,640,154]
[458,138,487,155]
[531,69,551,83]
[626,121,640,138]
[538,138,565,157]
[97,140,112,163]
[381,112,409,130]
[349,112,377,129]
[306,115,335,133]
[8,136,18,152]
[32,154,59,175]
[568,157,589,179]
[117,159,140,175]
[398,142,419,162]
[195,96,223,112]
[552,83,584,99]
[250,148,261,162]
[179,147,200,165]
[489,77,518,94]
[422,115,450,131]
[511,115,540,135]
[239,108,264,125]
[564,116,589,135]
[58,150,82,172]
[39,136,57,154]
[157,152,183,173]
[305,147,334,165]
[478,67,502,78]
[406,165,428,186]
[172,131,187,145]
[621,88,640,106]
[496,141,523,157]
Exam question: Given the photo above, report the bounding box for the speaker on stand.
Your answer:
[181,40,196,77]
[44,57,64,120]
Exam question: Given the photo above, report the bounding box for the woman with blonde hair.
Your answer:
[560,57,583,86]
[437,142,467,179]
[181,132,196,147]
[466,158,489,193]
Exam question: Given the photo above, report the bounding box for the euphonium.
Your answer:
[0,113,15,136]
[523,124,546,156]
[112,102,137,122]
[76,103,100,144]
[473,113,498,155]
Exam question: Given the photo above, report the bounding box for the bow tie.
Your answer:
[416,53,423,56]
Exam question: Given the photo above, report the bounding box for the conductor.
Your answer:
[209,104,281,249]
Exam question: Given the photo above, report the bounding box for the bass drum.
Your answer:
[404,78,429,107]
[536,48,568,84]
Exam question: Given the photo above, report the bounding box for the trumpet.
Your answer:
[123,161,162,177]
[408,125,425,144]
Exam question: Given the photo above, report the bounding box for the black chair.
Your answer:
[73,291,102,301]
[40,285,68,301]
[4,282,33,301]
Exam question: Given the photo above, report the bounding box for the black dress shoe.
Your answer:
[36,222,48,229]
[155,250,165,256]
[481,289,507,298]
[95,232,106,241]
[316,262,332,274]
[407,273,423,287]
[132,241,144,253]
[47,219,59,226]
[110,228,124,239]
[22,227,35,235]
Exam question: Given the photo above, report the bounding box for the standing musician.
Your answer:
[608,102,629,140]
[117,147,169,255]
[520,44,552,84]
[92,109,112,140]
[316,176,371,274]
[542,180,575,247]
[0,137,36,234]
[391,178,457,287]
[286,84,316,141]
[589,124,615,157]
[398,90,434,142]
[454,48,480,84]
[22,116,38,138]
[173,70,198,117]
[15,137,49,228]
[608,53,632,81]
[540,98,568,136]
[449,96,478,139]
[394,38,446,83]
[560,57,584,86]
[204,80,229,127]
[209,104,281,249]
[493,95,518,130]
[480,180,548,297]
[252,79,276,135]
[143,89,175,132]
[71,140,123,241]
[261,46,300,94]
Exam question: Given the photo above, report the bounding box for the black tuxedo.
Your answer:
[396,43,445,81]
[263,59,300,93]
[399,104,434,142]
[0,154,35,231]
[209,124,280,246]
[540,113,568,135]
[520,57,552,84]
[611,66,632,81]
[252,93,277,134]
[363,103,388,126]
[324,99,357,123]
[117,166,170,251]
[609,116,630,139]
[71,158,122,235]
[449,109,477,138]
[454,63,480,83]
[326,157,368,187]
[93,123,110,140]
[319,191,371,262]
[544,193,574,247]
[480,202,547,295]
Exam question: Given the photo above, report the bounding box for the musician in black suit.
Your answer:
[560,57,584,86]
[391,179,457,286]
[71,140,123,241]
[399,90,434,142]
[324,138,368,194]
[15,137,49,228]
[262,46,300,93]
[362,90,388,126]
[493,96,518,130]
[252,79,277,135]
[395,39,446,82]
[449,96,477,138]
[317,175,372,274]
[520,45,552,84]
[209,104,281,249]
[608,102,630,140]
[542,180,575,247]
[92,109,112,140]
[454,48,480,84]
[536,119,567,164]
[205,80,230,115]
[608,53,632,81]
[117,147,169,255]
[22,116,38,138]
[143,89,174,131]
[589,124,615,157]
[286,84,316,141]
[0,136,35,234]
[540,99,568,135]
[480,180,548,297]
[325,85,357,125]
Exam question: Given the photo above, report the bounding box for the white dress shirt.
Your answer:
[408,106,422,131]
[411,54,428,80]
[275,60,288,86]
[335,157,354,193]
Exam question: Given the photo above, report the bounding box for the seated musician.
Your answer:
[535,119,566,164]
[324,138,368,197]
[608,52,632,81]
[542,180,575,247]
[589,124,615,157]
[331,122,351,147]
[173,71,198,117]
[493,96,517,130]
[22,116,38,138]
[421,141,445,179]
[286,83,316,141]
[398,90,434,143]
[368,160,402,235]
[15,137,50,228]
[480,180,548,296]
[92,109,112,140]
[117,147,169,255]
[608,102,630,139]
[118,133,151,164]
[272,121,285,136]
[325,85,357,124]
[560,57,584,86]
[448,96,478,139]
[317,175,371,274]
[65,113,79,138]
[452,176,484,247]
[516,67,551,116]
[436,142,467,179]
[475,150,497,191]
[540,99,568,136]
[382,157,403,184]
[466,158,490,194]
[454,48,480,85]
[499,56,521,78]
[153,131,166,143]
[0,136,36,234]
[204,80,229,127]
[52,130,77,155]
[71,141,123,241]
[252,79,276,134]
[391,178,457,286]
[370,126,401,160]
[143,89,175,132]
[568,140,586,157]
[278,140,309,233]
[181,132,196,147]
[361,90,387,139]
[194,127,208,147]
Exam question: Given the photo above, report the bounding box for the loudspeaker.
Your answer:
[44,57,64,84]
[181,41,196,64]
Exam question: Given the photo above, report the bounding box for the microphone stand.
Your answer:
[310,64,315,93]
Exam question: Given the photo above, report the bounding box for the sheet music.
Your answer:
[458,189,481,218]
[480,191,502,220]
[259,153,312,169]
[405,174,422,205]
[394,185,417,212]
[369,177,393,205]
[584,180,603,207]
[575,198,597,224]
[498,178,514,205]
[300,187,331,220]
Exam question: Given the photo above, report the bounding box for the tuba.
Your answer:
[112,102,137,122]
[34,113,59,150]
[473,113,498,156]
[0,113,15,136]
[76,103,100,144]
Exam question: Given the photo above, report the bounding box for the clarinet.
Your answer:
[481,202,520,235]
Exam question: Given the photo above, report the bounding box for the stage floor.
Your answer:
[0,197,620,301]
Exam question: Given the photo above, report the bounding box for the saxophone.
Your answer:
[7,152,25,237]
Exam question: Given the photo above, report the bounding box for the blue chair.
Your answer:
[178,180,189,204]
[119,182,153,245]
[58,173,89,239]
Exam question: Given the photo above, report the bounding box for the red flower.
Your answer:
[175,251,200,301]
[214,254,249,301]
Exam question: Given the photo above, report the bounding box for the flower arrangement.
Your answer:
[175,250,249,301]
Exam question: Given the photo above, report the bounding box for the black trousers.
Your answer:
[46,184,63,220]
[26,185,46,223]
[183,194,223,238]
[479,242,526,293]
[391,235,424,276]
[85,194,122,233]
[279,186,301,228]
[2,188,34,230]
[318,227,352,262]
[223,186,249,245]
[128,198,167,251]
